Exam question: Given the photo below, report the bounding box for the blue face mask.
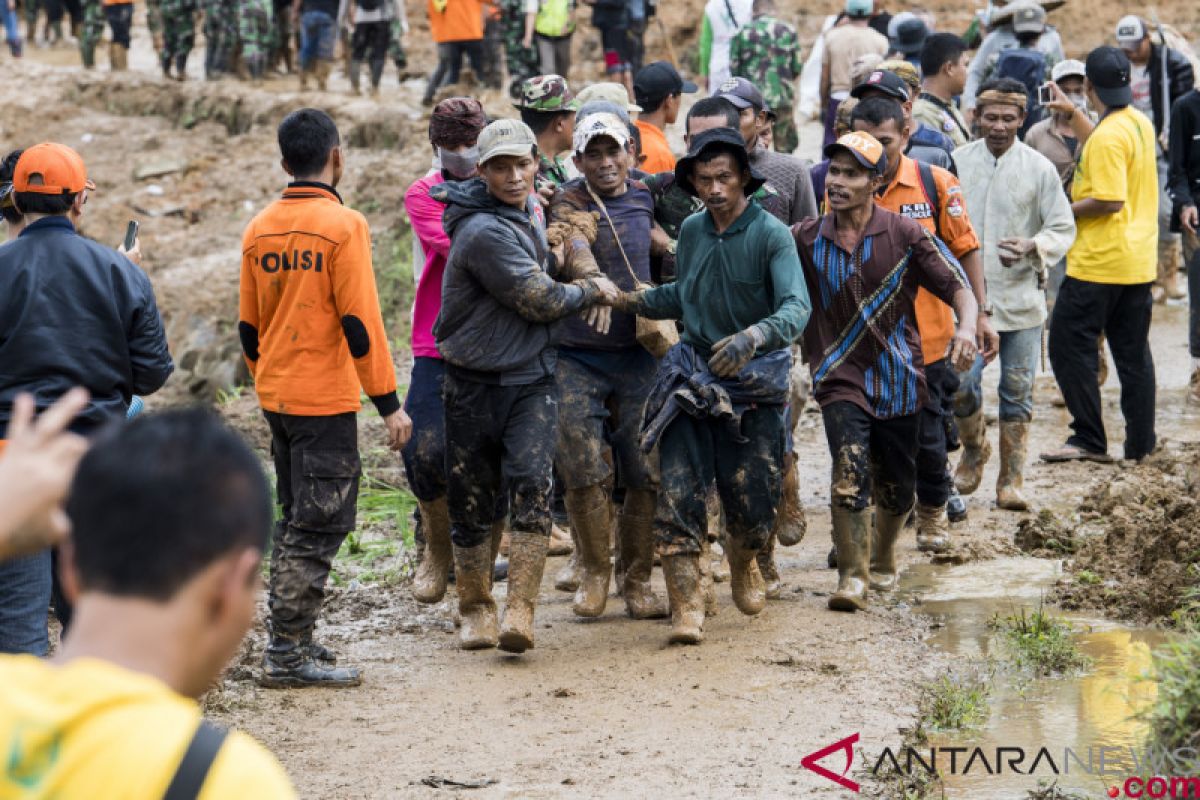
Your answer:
[439,146,480,180]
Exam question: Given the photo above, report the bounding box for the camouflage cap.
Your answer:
[876,59,921,92]
[513,74,581,112]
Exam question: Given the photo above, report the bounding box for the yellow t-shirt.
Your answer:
[0,656,296,799]
[1067,106,1159,284]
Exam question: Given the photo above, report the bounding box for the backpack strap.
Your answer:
[162,720,229,800]
[915,160,941,241]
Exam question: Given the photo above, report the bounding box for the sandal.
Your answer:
[1040,444,1113,464]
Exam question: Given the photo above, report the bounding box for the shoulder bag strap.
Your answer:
[162,720,230,800]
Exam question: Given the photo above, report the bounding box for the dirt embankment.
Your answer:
[1016,443,1200,625]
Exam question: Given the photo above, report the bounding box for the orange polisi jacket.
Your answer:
[238,182,400,417]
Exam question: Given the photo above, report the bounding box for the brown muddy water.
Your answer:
[900,558,1173,799]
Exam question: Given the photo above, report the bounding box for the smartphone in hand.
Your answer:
[122,220,139,252]
[1037,83,1054,106]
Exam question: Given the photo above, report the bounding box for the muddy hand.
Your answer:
[948,330,978,373]
[383,409,413,452]
[977,314,999,364]
[708,329,759,378]
[0,388,90,561]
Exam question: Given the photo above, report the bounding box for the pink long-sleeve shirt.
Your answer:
[403,172,449,360]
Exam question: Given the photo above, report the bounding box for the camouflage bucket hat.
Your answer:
[513,74,581,112]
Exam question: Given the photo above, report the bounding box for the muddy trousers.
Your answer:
[656,406,785,556]
[401,356,448,502]
[955,326,1042,423]
[1048,277,1157,460]
[444,368,557,548]
[915,358,958,508]
[822,401,919,514]
[263,410,361,637]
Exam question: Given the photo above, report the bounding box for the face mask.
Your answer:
[439,146,480,180]
[1066,93,1088,110]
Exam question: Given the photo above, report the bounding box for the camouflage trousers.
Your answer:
[78,0,104,66]
[158,6,196,70]
[238,0,271,77]
[772,106,799,155]
[386,13,405,69]
[656,406,785,556]
[202,0,236,76]
[500,4,537,96]
[264,410,360,636]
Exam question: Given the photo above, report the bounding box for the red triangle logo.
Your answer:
[801,733,860,792]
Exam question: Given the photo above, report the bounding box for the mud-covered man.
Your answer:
[549,111,668,622]
[239,108,412,687]
[432,119,618,654]
[794,132,978,614]
[613,127,811,645]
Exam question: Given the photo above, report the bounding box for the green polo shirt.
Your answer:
[635,200,811,355]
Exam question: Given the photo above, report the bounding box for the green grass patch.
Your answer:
[1140,625,1200,775]
[917,672,991,731]
[355,472,417,548]
[990,604,1090,676]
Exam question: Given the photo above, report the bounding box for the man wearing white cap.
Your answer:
[548,111,669,623]
[431,119,618,654]
[1114,14,1195,302]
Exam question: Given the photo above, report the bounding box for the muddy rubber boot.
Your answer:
[488,519,507,589]
[81,40,96,68]
[299,65,311,89]
[452,542,498,650]
[315,59,330,90]
[946,486,968,523]
[699,537,719,617]
[617,489,667,619]
[915,503,951,553]
[953,408,990,495]
[828,506,871,612]
[553,524,581,592]
[772,455,808,546]
[996,421,1030,511]
[565,486,612,618]
[347,57,361,93]
[260,633,361,688]
[726,539,767,616]
[756,533,782,600]
[662,553,705,644]
[412,497,452,603]
[299,631,337,667]
[498,530,549,653]
[110,42,127,71]
[869,505,909,592]
[547,522,573,556]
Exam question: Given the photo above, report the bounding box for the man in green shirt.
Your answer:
[613,127,811,645]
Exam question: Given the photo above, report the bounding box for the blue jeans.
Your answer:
[298,10,335,68]
[956,325,1043,423]
[0,551,52,656]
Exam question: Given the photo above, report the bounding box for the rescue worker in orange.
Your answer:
[239,108,412,688]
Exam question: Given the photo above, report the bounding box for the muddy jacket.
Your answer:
[239,182,399,417]
[432,178,600,385]
[640,342,791,452]
[0,216,173,436]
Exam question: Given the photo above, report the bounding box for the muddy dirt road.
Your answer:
[203,304,1200,800]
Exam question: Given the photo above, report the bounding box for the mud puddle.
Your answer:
[900,558,1171,799]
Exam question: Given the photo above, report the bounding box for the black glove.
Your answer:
[708,328,761,378]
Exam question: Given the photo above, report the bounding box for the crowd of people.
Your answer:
[1,0,1200,794]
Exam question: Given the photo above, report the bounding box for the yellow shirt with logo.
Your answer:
[1067,106,1159,285]
[0,656,296,799]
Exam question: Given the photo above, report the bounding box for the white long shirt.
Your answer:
[953,139,1076,332]
[703,0,753,93]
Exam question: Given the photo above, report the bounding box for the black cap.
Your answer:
[850,69,911,102]
[634,61,698,107]
[1086,45,1133,108]
[892,18,928,55]
[713,77,765,111]
[674,127,767,198]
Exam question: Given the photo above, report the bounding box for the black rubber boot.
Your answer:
[259,634,360,688]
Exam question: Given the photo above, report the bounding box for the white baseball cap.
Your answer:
[572,112,630,155]
[1115,15,1146,48]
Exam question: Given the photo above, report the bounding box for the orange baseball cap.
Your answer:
[824,132,887,176]
[13,143,95,195]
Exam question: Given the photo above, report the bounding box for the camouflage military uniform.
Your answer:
[78,0,105,67]
[148,0,198,77]
[202,0,237,77]
[499,0,538,99]
[728,14,802,153]
[238,0,272,79]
